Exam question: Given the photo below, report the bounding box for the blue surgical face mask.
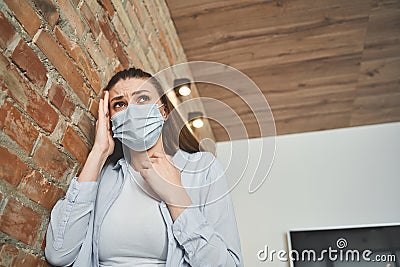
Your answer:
[111,103,165,152]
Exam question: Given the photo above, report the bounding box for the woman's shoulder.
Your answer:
[183,149,215,159]
[179,149,223,176]
[179,149,216,164]
[99,157,125,177]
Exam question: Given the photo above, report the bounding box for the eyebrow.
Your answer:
[110,89,151,103]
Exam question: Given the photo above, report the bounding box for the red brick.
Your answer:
[0,146,31,187]
[32,0,59,27]
[61,126,90,165]
[0,198,42,246]
[125,44,144,69]
[32,135,74,180]
[71,0,80,6]
[20,170,65,210]
[41,233,46,251]
[148,32,165,64]
[0,99,39,152]
[112,15,130,46]
[0,11,16,49]
[56,0,85,39]
[113,61,123,73]
[99,0,115,17]
[104,67,114,84]
[42,259,50,267]
[3,0,41,37]
[85,0,102,15]
[0,54,59,133]
[144,1,163,34]
[0,244,19,266]
[173,35,181,54]
[79,2,100,38]
[133,46,150,72]
[89,97,99,119]
[34,29,90,106]
[130,0,147,27]
[98,13,130,68]
[159,31,174,65]
[98,32,117,61]
[0,244,48,267]
[0,148,26,187]
[126,2,149,51]
[84,34,109,75]
[11,250,43,267]
[48,83,75,119]
[162,29,179,64]
[11,39,48,89]
[78,112,95,144]
[82,83,92,103]
[54,27,102,94]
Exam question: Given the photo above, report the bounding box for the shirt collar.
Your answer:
[111,148,190,171]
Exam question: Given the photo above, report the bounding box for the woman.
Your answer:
[45,68,243,267]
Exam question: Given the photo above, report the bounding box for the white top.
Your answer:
[98,165,168,266]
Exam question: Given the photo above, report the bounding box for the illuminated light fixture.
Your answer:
[188,111,204,129]
[178,85,191,96]
[192,118,204,129]
[174,78,191,97]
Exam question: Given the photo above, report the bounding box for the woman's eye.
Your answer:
[113,102,126,109]
[137,95,150,103]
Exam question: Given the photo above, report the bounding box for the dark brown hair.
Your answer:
[104,67,201,160]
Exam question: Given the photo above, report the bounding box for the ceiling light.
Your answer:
[192,118,204,128]
[174,78,191,97]
[178,85,191,96]
[188,111,204,129]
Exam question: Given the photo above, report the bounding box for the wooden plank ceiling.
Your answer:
[166,0,400,141]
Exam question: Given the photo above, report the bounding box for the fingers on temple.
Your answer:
[98,99,104,123]
[103,91,109,117]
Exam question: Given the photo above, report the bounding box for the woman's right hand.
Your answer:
[92,91,115,157]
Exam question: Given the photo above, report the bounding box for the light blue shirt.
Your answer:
[45,149,244,267]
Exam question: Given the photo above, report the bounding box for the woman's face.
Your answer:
[108,78,167,118]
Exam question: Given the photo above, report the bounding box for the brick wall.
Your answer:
[0,0,188,265]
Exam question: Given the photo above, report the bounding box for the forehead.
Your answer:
[109,78,157,95]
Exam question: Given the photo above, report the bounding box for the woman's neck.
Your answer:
[129,135,165,172]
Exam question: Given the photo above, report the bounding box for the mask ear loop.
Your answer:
[158,103,167,119]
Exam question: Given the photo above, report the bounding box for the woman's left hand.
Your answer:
[139,152,192,219]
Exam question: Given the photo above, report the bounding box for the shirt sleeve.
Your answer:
[44,176,99,266]
[171,153,244,267]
